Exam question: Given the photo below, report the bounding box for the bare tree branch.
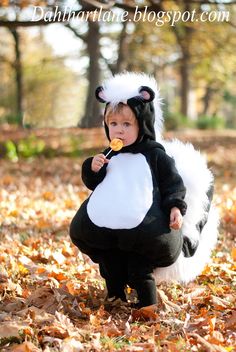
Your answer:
[227,20,236,28]
[80,0,115,9]
[65,23,87,42]
[100,51,116,74]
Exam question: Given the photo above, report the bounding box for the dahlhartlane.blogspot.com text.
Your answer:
[31,6,230,26]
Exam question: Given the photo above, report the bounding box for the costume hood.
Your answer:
[95,72,163,142]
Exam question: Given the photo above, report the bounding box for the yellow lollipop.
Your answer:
[105,138,123,157]
[110,138,123,151]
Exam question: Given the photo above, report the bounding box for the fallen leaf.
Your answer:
[131,342,157,351]
[0,323,29,338]
[104,323,122,338]
[157,289,181,312]
[225,311,236,329]
[131,305,158,322]
[211,295,232,309]
[206,330,225,345]
[2,299,25,313]
[52,251,66,265]
[188,333,224,352]
[40,325,69,339]
[42,191,55,201]
[11,341,41,352]
[0,272,8,283]
[48,271,68,281]
[26,286,60,314]
[209,316,216,333]
[231,247,236,261]
[60,337,84,352]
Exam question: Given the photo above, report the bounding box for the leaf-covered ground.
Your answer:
[0,127,235,352]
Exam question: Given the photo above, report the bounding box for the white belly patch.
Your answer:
[87,153,153,229]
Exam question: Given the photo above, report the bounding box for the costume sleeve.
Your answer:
[157,150,187,216]
[81,157,107,191]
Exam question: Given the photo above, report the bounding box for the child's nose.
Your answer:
[117,125,124,134]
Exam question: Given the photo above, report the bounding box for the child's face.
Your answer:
[106,106,139,147]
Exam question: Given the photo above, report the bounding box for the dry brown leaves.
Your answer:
[0,128,235,351]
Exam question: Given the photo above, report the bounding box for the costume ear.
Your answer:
[95,86,107,103]
[139,86,155,102]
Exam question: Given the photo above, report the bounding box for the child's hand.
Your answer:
[170,207,183,230]
[91,154,109,173]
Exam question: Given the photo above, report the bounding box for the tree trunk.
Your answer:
[115,22,129,73]
[10,28,23,125]
[80,20,102,128]
[179,49,190,117]
[201,85,214,115]
[172,2,194,118]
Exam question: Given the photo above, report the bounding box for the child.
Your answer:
[70,83,188,308]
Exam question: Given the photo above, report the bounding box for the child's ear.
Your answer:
[139,86,155,102]
[95,86,107,103]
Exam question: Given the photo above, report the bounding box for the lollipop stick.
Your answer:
[104,139,123,157]
[105,149,112,158]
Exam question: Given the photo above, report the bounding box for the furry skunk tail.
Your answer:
[154,205,219,283]
[154,139,219,283]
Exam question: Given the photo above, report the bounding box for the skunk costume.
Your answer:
[70,72,219,306]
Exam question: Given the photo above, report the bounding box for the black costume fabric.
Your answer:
[70,141,187,267]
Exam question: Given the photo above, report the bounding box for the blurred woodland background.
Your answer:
[0,0,236,131]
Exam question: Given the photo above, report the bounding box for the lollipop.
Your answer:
[105,138,123,157]
[110,138,123,151]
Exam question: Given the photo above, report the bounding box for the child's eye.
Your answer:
[110,122,117,126]
[124,122,131,127]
